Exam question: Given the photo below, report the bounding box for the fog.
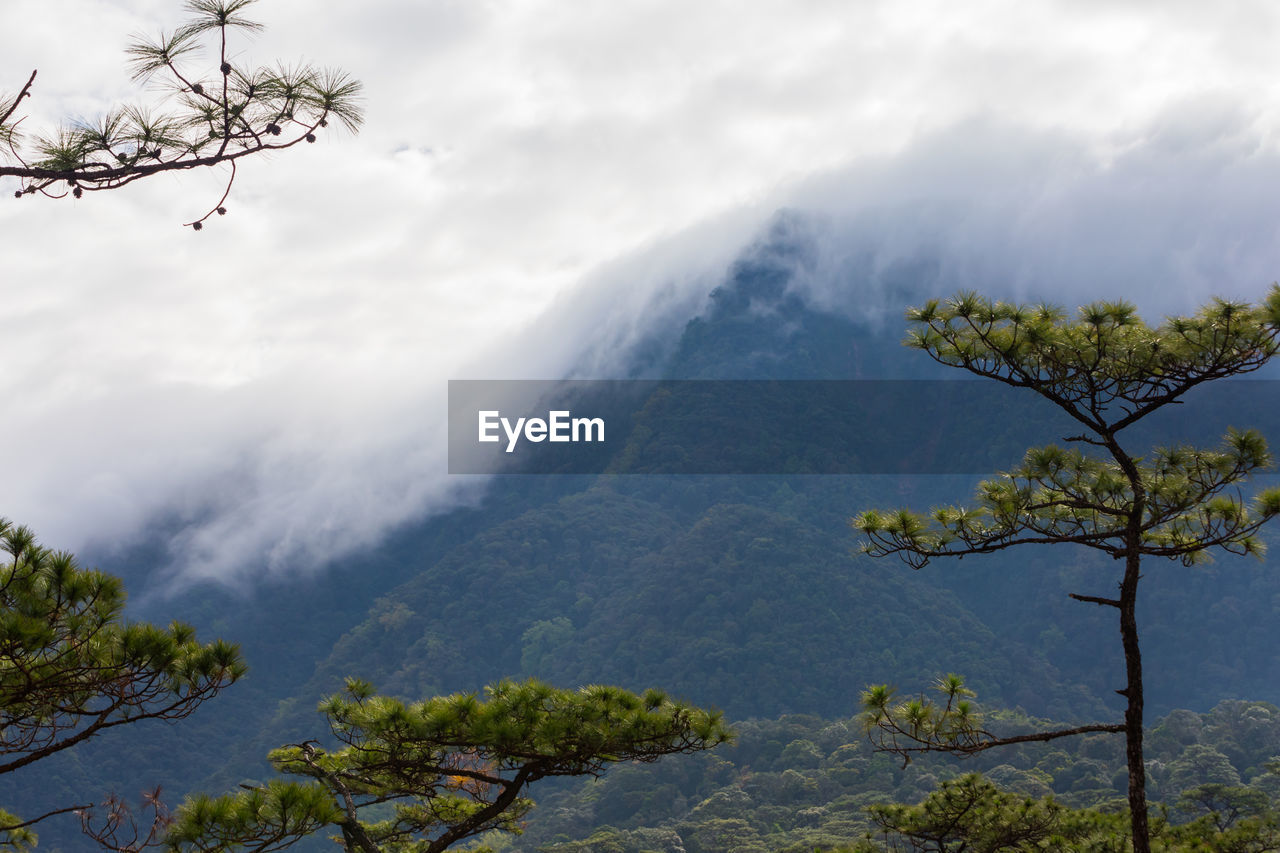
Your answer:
[5,2,1280,585]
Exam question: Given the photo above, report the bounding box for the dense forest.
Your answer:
[10,211,1280,850]
[517,699,1280,852]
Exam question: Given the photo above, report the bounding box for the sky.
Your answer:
[5,0,1280,586]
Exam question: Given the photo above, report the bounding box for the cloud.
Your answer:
[142,108,1280,585]
[6,1,1280,587]
[780,108,1280,324]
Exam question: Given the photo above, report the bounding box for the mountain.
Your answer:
[277,208,1280,727]
[13,209,1280,849]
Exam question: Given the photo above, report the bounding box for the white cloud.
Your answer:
[5,1,1280,585]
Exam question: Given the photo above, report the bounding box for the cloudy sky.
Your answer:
[5,0,1280,586]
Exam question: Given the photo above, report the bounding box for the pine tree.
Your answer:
[0,519,245,848]
[0,0,362,229]
[853,288,1280,853]
[164,678,731,852]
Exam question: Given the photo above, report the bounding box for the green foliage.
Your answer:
[903,290,1280,380]
[164,780,341,852]
[859,676,984,758]
[863,772,1280,852]
[1,0,362,226]
[0,807,36,851]
[865,773,1073,851]
[0,518,244,846]
[1176,783,1270,833]
[853,289,1280,852]
[517,701,1280,852]
[1165,746,1244,796]
[21,256,1280,847]
[865,775,1280,853]
[854,431,1280,568]
[166,678,731,852]
[859,675,1127,765]
[522,618,577,677]
[301,488,1046,730]
[855,290,1280,568]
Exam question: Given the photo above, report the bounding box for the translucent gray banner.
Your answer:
[447,380,1280,475]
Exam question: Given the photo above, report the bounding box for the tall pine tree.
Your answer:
[854,287,1280,853]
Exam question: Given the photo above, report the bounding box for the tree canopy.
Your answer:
[853,287,1280,853]
[0,518,245,849]
[164,677,731,852]
[0,0,362,228]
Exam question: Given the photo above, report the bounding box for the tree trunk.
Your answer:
[1120,549,1149,853]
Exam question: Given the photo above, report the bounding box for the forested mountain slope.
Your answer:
[13,210,1280,849]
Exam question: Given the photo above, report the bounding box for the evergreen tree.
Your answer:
[853,288,1280,853]
[1176,783,1269,833]
[164,678,731,852]
[0,0,362,229]
[0,519,245,848]
[862,774,1077,852]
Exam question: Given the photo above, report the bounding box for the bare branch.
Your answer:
[1069,592,1121,608]
[0,70,37,130]
[0,803,91,832]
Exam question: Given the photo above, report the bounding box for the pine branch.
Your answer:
[1,0,361,227]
